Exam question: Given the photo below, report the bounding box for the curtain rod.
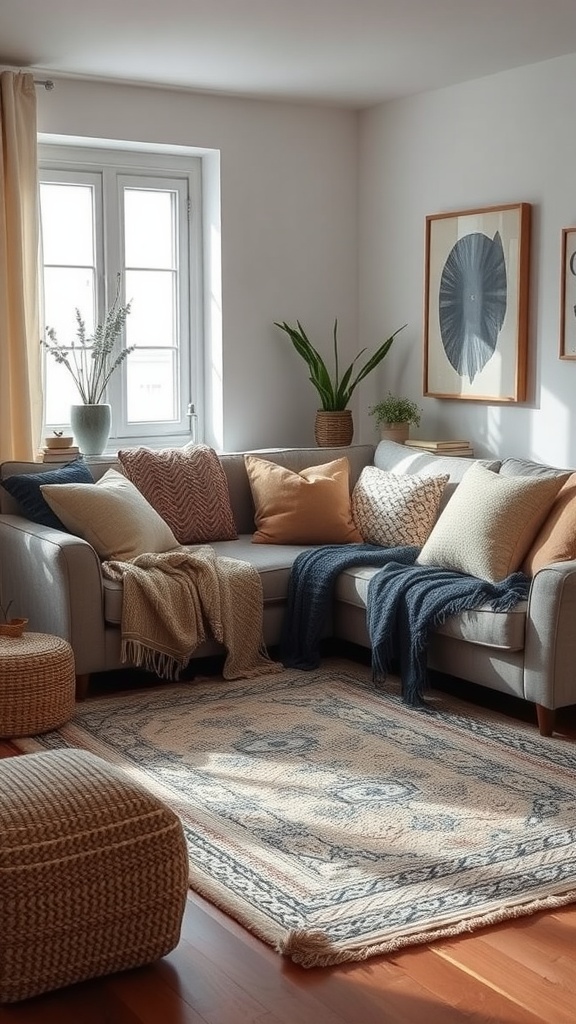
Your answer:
[1,66,55,89]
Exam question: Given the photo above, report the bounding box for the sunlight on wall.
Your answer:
[207,218,224,451]
[200,150,223,451]
[535,387,572,466]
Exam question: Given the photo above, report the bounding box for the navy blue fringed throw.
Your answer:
[367,561,530,705]
[280,544,419,670]
[280,543,530,705]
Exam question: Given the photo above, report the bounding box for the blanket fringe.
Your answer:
[122,639,184,680]
[122,638,283,682]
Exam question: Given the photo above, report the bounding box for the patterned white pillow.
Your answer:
[351,467,449,547]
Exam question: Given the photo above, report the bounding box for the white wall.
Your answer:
[37,79,358,451]
[358,52,576,465]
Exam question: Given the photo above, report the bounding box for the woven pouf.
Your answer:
[0,632,76,737]
[0,748,189,1003]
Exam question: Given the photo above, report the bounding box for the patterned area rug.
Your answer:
[15,660,576,967]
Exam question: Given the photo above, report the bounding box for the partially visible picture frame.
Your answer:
[424,202,531,402]
[560,228,576,360]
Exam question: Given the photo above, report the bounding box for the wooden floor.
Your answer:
[2,669,576,1024]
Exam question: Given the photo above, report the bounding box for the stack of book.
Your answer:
[404,439,474,457]
[40,444,81,464]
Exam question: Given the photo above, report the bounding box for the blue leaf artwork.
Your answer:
[438,231,507,383]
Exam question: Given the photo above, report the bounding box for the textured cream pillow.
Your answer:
[417,462,567,582]
[244,455,362,544]
[352,467,449,547]
[41,469,179,561]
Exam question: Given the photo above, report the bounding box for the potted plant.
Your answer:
[43,275,134,455]
[369,393,422,443]
[274,319,406,446]
[0,595,28,637]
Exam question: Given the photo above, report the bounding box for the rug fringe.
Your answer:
[277,929,336,966]
[277,888,576,968]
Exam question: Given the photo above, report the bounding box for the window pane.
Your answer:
[124,188,175,269]
[125,269,176,348]
[44,355,87,424]
[126,350,177,422]
[40,183,94,266]
[44,267,95,345]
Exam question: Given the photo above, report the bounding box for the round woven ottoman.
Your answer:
[0,748,189,1003]
[0,632,76,737]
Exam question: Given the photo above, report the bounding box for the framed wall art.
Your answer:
[424,202,531,402]
[560,227,576,359]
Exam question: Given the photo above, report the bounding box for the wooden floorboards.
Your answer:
[1,680,576,1023]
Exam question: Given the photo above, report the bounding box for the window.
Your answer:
[39,145,203,446]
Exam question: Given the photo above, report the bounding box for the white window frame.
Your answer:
[38,143,203,448]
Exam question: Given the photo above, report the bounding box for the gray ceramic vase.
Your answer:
[70,403,112,455]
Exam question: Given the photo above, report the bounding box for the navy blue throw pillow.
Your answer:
[0,459,94,530]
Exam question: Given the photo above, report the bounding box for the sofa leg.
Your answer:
[536,704,556,737]
[75,674,90,701]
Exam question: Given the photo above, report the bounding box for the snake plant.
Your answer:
[274,319,407,411]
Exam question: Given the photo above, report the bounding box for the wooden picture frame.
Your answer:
[560,228,576,359]
[424,202,531,402]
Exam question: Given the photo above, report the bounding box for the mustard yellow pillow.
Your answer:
[522,474,576,574]
[244,455,362,544]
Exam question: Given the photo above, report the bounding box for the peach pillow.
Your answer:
[244,455,362,545]
[522,474,576,574]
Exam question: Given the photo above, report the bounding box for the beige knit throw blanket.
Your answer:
[102,547,282,681]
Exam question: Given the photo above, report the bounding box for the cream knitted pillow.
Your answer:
[417,463,568,582]
[352,467,449,547]
[41,469,179,561]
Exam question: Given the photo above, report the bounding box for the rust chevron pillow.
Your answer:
[117,443,238,544]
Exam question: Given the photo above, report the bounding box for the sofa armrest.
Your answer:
[523,559,576,709]
[0,515,107,676]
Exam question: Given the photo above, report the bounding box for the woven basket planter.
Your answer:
[379,422,410,444]
[314,410,354,447]
[0,618,28,638]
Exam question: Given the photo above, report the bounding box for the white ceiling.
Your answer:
[2,0,576,108]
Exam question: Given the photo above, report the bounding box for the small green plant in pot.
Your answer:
[274,319,407,446]
[0,592,28,637]
[369,393,422,444]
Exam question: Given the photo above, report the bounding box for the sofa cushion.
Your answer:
[41,469,179,561]
[499,457,570,479]
[244,455,362,544]
[117,443,237,544]
[0,459,93,530]
[351,466,448,547]
[522,473,576,574]
[335,565,527,650]
[103,535,316,625]
[373,439,501,512]
[417,463,567,583]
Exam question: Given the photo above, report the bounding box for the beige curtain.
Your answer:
[0,71,42,462]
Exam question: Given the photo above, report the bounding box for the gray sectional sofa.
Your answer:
[2,440,576,736]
